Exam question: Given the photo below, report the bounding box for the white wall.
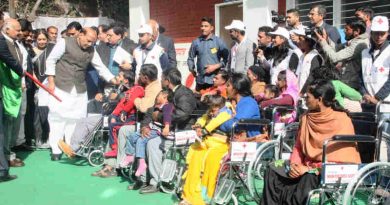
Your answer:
[129,0,150,42]
[243,0,278,43]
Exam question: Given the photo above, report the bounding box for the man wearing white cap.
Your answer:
[225,20,256,74]
[133,24,169,81]
[264,27,299,84]
[361,16,390,161]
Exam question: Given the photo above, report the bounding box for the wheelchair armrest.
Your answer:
[191,110,207,116]
[237,118,271,125]
[331,135,376,143]
[322,135,376,163]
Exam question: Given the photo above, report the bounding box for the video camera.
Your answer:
[305,26,323,37]
[271,10,286,24]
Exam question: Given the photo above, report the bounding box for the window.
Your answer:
[340,0,390,27]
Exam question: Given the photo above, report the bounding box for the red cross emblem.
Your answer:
[379,67,385,72]
[151,55,155,59]
[377,18,384,25]
[242,143,247,148]
[341,166,344,170]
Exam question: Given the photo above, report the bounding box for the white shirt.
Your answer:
[45,38,114,82]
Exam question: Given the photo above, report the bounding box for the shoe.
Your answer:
[139,185,159,194]
[127,181,146,190]
[9,159,24,167]
[51,154,62,161]
[0,175,17,183]
[104,150,117,158]
[12,143,34,151]
[58,140,76,158]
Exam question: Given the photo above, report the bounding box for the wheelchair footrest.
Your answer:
[213,179,236,204]
[160,159,177,182]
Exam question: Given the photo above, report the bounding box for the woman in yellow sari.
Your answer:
[180,73,261,205]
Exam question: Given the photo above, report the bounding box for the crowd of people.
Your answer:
[0,4,389,205]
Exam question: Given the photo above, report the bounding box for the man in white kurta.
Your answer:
[45,27,116,160]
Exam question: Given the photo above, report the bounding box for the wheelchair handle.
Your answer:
[237,118,270,125]
[375,101,390,122]
[322,135,376,163]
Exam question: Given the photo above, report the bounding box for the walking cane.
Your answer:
[24,72,62,102]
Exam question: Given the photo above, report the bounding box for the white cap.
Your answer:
[225,20,246,31]
[137,24,153,34]
[290,28,305,36]
[269,27,290,40]
[371,16,389,32]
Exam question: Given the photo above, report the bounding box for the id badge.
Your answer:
[210,47,217,54]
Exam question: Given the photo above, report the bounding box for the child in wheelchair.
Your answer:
[121,88,174,176]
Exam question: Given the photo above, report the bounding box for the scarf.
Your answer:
[0,59,22,117]
[281,69,299,105]
[299,107,361,163]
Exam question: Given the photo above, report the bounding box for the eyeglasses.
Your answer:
[138,33,146,37]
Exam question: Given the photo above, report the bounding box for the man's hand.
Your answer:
[314,28,328,43]
[289,163,309,178]
[47,76,55,92]
[95,93,103,102]
[110,77,120,85]
[162,125,170,137]
[141,127,151,138]
[205,64,220,74]
[119,61,132,70]
[109,93,118,101]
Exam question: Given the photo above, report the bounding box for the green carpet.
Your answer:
[0,150,175,205]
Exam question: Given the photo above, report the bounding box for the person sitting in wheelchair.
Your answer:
[261,80,361,205]
[260,69,299,124]
[104,73,145,158]
[190,94,233,150]
[121,88,175,177]
[58,70,140,158]
[179,73,261,205]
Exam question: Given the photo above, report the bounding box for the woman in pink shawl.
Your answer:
[261,69,298,123]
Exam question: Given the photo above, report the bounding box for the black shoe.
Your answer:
[127,181,146,190]
[51,154,62,161]
[0,175,17,183]
[139,185,159,194]
[12,143,34,152]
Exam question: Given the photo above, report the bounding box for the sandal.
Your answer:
[99,168,117,178]
[91,166,111,177]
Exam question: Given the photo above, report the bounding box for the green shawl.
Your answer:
[0,59,22,117]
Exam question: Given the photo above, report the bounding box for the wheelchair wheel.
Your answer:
[343,162,390,205]
[120,162,137,183]
[88,150,104,167]
[159,147,187,194]
[247,140,292,200]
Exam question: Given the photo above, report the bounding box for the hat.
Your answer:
[371,16,389,32]
[225,20,246,31]
[269,27,290,40]
[290,28,305,36]
[137,24,153,34]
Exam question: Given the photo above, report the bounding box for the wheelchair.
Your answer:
[211,118,271,205]
[158,109,207,195]
[306,101,390,205]
[74,86,123,167]
[246,105,299,200]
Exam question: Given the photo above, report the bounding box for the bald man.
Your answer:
[45,27,118,160]
[148,19,177,69]
[0,17,26,182]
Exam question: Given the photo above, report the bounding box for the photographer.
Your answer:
[308,4,341,45]
[255,26,274,64]
[316,17,369,91]
[355,6,374,35]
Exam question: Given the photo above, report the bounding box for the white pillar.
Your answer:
[129,0,150,41]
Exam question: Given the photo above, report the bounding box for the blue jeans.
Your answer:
[125,129,160,159]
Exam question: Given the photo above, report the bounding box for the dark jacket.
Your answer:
[172,85,197,130]
[157,34,177,69]
[322,22,341,45]
[0,35,24,77]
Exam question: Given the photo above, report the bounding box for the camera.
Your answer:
[305,27,323,37]
[271,10,286,24]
